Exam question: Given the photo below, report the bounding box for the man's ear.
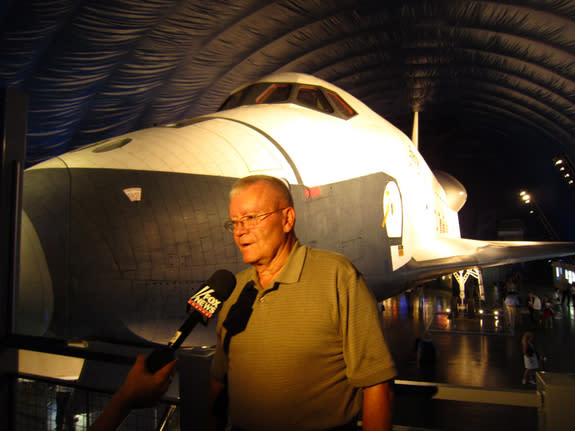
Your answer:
[283,207,296,233]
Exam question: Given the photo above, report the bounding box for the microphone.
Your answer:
[146,269,236,373]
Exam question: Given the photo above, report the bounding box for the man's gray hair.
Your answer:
[230,175,294,207]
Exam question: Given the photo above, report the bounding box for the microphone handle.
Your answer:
[146,346,175,373]
[145,313,201,373]
[169,313,201,351]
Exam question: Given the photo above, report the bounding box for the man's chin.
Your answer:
[241,253,256,264]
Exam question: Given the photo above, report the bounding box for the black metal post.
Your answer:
[0,87,28,431]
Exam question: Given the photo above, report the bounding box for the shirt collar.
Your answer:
[275,241,306,285]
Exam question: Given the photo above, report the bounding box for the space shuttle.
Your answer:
[18,72,575,347]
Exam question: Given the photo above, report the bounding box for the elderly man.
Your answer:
[208,175,396,431]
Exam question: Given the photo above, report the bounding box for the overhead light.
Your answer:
[555,159,564,165]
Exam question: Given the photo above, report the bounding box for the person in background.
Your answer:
[521,331,539,385]
[207,175,396,431]
[88,355,178,431]
[416,332,437,380]
[527,292,542,328]
[450,283,460,319]
[542,295,554,329]
[553,288,561,307]
[505,276,517,296]
[504,291,520,331]
[560,280,570,306]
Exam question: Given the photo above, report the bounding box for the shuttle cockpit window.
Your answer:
[219,88,245,112]
[296,86,333,114]
[219,83,292,111]
[324,90,357,119]
[256,83,291,104]
[218,82,357,120]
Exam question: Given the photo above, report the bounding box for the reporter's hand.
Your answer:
[116,354,179,409]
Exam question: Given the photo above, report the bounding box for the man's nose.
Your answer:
[234,221,248,235]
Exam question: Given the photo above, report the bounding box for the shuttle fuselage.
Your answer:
[19,72,574,346]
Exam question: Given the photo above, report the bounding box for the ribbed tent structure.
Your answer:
[1,0,574,238]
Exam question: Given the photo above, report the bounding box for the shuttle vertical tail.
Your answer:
[411,111,419,149]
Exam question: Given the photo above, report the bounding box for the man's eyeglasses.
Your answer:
[224,208,286,232]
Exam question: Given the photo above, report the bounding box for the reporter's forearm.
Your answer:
[87,355,178,431]
[87,391,132,431]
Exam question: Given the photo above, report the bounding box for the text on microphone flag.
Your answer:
[188,286,222,317]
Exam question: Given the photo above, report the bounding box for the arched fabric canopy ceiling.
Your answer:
[1,0,574,238]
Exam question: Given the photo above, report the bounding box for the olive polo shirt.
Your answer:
[211,242,396,431]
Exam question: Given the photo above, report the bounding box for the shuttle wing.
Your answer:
[404,237,575,283]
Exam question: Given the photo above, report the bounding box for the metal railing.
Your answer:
[15,375,179,431]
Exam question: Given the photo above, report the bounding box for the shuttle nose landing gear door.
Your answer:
[382,180,402,244]
[382,180,405,271]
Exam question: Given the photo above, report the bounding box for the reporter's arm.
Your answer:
[88,354,178,431]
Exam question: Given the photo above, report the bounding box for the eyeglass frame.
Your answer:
[224,207,287,232]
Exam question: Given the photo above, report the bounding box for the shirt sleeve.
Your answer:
[338,260,397,387]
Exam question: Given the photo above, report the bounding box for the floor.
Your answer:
[383,278,575,431]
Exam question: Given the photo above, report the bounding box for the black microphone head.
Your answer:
[188,269,236,318]
[207,269,237,299]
